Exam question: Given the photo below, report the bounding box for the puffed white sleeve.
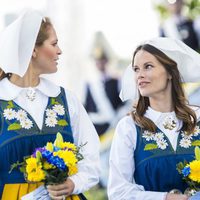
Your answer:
[65,89,100,194]
[107,116,167,200]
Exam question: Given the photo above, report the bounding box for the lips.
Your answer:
[138,81,150,87]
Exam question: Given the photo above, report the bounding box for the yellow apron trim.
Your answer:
[2,183,43,200]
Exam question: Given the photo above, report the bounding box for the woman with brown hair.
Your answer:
[108,37,200,200]
[0,10,100,200]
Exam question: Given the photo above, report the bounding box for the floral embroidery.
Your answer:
[45,98,67,128]
[3,107,33,130]
[142,125,200,151]
[143,130,168,150]
[179,126,200,148]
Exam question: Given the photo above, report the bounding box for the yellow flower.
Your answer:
[26,157,42,173]
[61,142,77,151]
[27,168,45,182]
[25,157,45,182]
[43,161,55,170]
[46,142,54,152]
[68,165,78,176]
[54,150,78,166]
[189,160,200,182]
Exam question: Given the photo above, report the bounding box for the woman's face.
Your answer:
[133,50,172,99]
[33,26,62,75]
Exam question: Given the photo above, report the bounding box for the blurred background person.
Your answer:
[159,0,200,51]
[82,32,131,191]
[154,0,200,107]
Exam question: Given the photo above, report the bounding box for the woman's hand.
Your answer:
[47,178,75,200]
[166,193,188,200]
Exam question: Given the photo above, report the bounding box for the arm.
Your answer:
[108,116,167,200]
[66,90,100,194]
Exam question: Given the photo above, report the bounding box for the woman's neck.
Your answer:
[149,95,174,113]
[9,73,40,88]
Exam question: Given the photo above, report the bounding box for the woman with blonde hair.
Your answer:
[0,10,100,200]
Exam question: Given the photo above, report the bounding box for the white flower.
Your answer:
[142,130,154,141]
[194,126,200,136]
[181,131,193,140]
[45,117,58,127]
[157,139,168,150]
[179,138,191,148]
[20,118,33,129]
[16,109,27,121]
[46,109,57,118]
[53,104,65,116]
[3,108,16,120]
[154,132,164,142]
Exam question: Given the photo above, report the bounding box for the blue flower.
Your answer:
[182,166,191,177]
[41,150,66,171]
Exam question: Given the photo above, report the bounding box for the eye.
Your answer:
[133,66,139,72]
[145,64,153,70]
[52,42,58,47]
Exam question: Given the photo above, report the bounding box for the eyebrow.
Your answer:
[133,61,153,68]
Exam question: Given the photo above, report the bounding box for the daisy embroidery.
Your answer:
[53,104,65,116]
[3,108,16,120]
[45,101,67,128]
[179,138,192,148]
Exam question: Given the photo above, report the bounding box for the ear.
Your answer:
[168,74,172,80]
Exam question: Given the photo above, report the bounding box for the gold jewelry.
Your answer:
[162,115,177,130]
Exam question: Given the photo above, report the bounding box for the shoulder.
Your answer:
[113,115,137,149]
[115,115,137,137]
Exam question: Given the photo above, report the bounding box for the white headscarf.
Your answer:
[119,37,200,102]
[0,9,43,77]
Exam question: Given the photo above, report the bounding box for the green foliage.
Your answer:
[154,0,200,20]
[44,168,68,185]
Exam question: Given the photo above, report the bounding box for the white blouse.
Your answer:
[0,78,100,194]
[108,106,200,200]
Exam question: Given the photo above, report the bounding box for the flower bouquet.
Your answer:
[10,132,85,199]
[177,146,200,196]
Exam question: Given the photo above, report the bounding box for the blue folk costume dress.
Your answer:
[108,107,200,200]
[134,123,200,193]
[0,83,87,200]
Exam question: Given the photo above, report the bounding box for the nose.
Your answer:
[57,46,62,55]
[136,69,145,80]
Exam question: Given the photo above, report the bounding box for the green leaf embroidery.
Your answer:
[8,123,22,131]
[144,143,158,151]
[51,98,59,105]
[7,101,14,109]
[57,120,68,126]
[192,140,200,146]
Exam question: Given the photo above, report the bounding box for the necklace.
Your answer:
[26,87,36,101]
[162,115,177,130]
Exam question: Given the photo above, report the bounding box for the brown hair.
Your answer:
[132,44,197,134]
[35,17,52,46]
[0,17,52,81]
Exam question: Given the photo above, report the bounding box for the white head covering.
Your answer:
[0,9,43,77]
[120,37,200,101]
